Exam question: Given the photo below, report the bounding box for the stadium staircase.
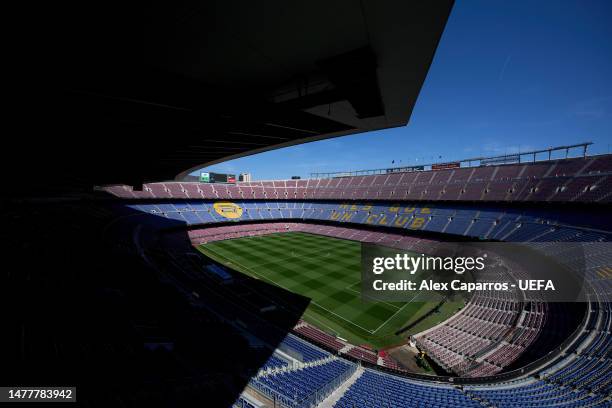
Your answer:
[461,390,493,407]
[300,356,337,369]
[256,355,337,378]
[316,365,365,408]
[338,345,352,353]
[475,341,511,363]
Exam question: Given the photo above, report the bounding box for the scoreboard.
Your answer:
[431,161,460,171]
[200,172,236,183]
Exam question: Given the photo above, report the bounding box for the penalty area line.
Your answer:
[371,291,423,334]
[343,282,401,311]
[309,300,376,334]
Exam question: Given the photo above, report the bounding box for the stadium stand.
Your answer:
[119,201,611,247]
[104,155,612,203]
[97,154,612,407]
[335,370,480,408]
[161,210,608,377]
[104,213,611,407]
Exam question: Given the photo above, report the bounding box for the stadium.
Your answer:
[5,1,611,407]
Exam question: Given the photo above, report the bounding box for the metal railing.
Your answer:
[310,142,594,179]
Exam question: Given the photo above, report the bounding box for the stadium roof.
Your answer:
[12,0,453,194]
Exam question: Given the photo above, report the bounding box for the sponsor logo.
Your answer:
[213,202,243,219]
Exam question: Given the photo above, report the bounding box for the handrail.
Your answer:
[310,142,594,179]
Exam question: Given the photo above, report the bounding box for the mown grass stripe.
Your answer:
[199,231,462,348]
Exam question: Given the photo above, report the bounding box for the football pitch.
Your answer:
[197,232,461,348]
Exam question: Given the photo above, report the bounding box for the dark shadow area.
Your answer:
[1,197,309,407]
[7,1,453,195]
[504,302,586,372]
[395,299,446,336]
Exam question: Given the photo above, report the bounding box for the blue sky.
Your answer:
[196,0,612,180]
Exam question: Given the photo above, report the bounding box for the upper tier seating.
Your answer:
[103,155,612,203]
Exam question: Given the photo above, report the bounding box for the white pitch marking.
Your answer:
[371,291,423,334]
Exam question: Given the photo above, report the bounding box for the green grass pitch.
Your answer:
[197,232,461,349]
